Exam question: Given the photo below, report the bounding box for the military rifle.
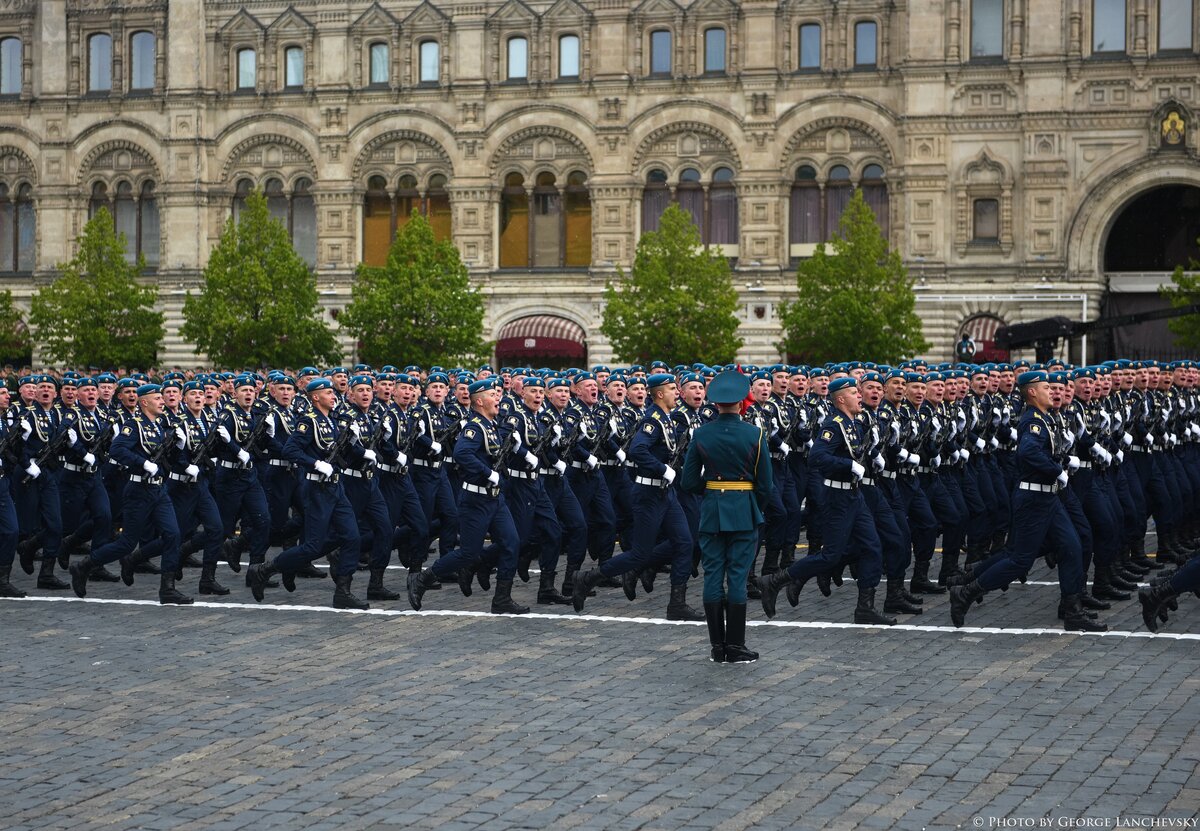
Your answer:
[661,423,691,489]
[22,415,74,484]
[188,416,223,470]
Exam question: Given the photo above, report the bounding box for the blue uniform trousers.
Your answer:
[89,480,180,571]
[602,464,632,553]
[541,472,587,569]
[803,466,827,550]
[898,472,938,566]
[262,464,302,546]
[378,471,428,568]
[342,474,394,569]
[868,478,912,579]
[700,529,758,604]
[215,468,269,560]
[410,465,459,564]
[566,466,616,562]
[599,483,693,585]
[784,486,882,589]
[15,474,62,564]
[274,479,360,577]
[164,477,223,567]
[429,490,518,583]
[1129,450,1175,532]
[503,476,562,571]
[102,462,128,526]
[977,489,1084,596]
[786,454,808,548]
[762,458,790,552]
[0,474,19,569]
[1074,469,1118,571]
[59,470,112,550]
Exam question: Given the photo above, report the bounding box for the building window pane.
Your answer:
[1159,0,1193,49]
[139,182,159,268]
[89,182,108,220]
[971,0,1004,57]
[709,168,737,245]
[0,185,12,271]
[237,49,256,89]
[704,28,726,73]
[507,37,528,80]
[500,173,529,268]
[799,24,821,69]
[559,34,580,77]
[0,38,21,95]
[973,198,1000,241]
[855,21,877,66]
[677,168,703,233]
[564,171,591,267]
[650,30,672,75]
[292,179,316,268]
[532,173,561,267]
[419,41,439,83]
[232,179,252,221]
[642,169,669,233]
[16,185,33,272]
[369,43,389,84]
[130,32,155,90]
[1094,0,1127,52]
[427,174,451,241]
[89,33,112,91]
[114,182,137,264]
[861,165,889,238]
[790,168,820,246]
[363,176,392,266]
[285,47,304,87]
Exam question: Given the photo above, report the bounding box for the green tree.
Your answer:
[1160,240,1200,349]
[339,212,487,367]
[601,203,742,364]
[29,207,164,369]
[0,289,30,362]
[182,189,341,368]
[778,189,929,364]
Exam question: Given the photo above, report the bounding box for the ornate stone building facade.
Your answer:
[2,0,1199,366]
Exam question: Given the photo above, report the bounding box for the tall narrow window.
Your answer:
[292,178,316,268]
[559,34,580,78]
[709,168,737,245]
[237,48,256,89]
[973,198,1000,241]
[369,43,389,84]
[130,31,155,90]
[790,165,820,246]
[265,178,289,227]
[532,172,561,267]
[0,38,21,95]
[139,181,159,268]
[232,179,253,221]
[971,0,1004,58]
[642,169,670,233]
[824,165,852,240]
[1093,0,1127,52]
[855,21,877,66]
[395,174,420,235]
[507,37,528,80]
[363,176,392,266]
[564,171,591,267]
[500,172,529,268]
[419,41,439,82]
[89,33,112,92]
[284,47,304,87]
[650,30,672,75]
[677,168,704,232]
[89,182,109,220]
[0,184,12,271]
[798,24,821,69]
[704,28,726,73]
[114,181,137,263]
[1159,0,1193,50]
[427,174,451,241]
[861,164,889,238]
[15,184,33,272]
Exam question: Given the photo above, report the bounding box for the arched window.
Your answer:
[704,28,726,73]
[89,33,112,92]
[854,21,877,66]
[531,172,561,267]
[88,182,109,219]
[427,173,451,241]
[232,179,253,221]
[284,46,304,88]
[114,181,137,261]
[559,34,580,78]
[798,24,821,69]
[130,31,155,90]
[564,171,591,267]
[825,165,852,239]
[642,168,670,233]
[0,183,35,273]
[419,41,439,83]
[395,174,421,235]
[790,165,820,248]
[363,175,393,266]
[237,48,256,89]
[499,172,529,268]
[677,168,704,231]
[650,29,672,75]
[861,164,888,237]
[292,178,316,267]
[139,181,159,268]
[265,178,289,226]
[369,42,389,85]
[0,183,13,271]
[507,37,528,80]
[709,167,737,245]
[0,38,22,95]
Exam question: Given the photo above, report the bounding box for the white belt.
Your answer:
[1130,445,1152,453]
[915,466,934,474]
[341,468,372,479]
[770,453,787,461]
[859,477,875,487]
[218,459,252,470]
[569,460,593,470]
[537,467,562,477]
[634,476,665,487]
[376,462,401,473]
[267,459,293,468]
[599,459,622,467]
[506,469,537,480]
[305,471,338,482]
[462,482,500,497]
[1076,461,1092,469]
[1019,481,1061,493]
[128,473,164,485]
[823,479,857,490]
[444,456,454,464]
[879,470,897,479]
[410,458,441,469]
[167,471,198,483]
[62,462,97,473]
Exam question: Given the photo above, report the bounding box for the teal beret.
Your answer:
[1017,370,1047,387]
[523,376,545,389]
[468,378,500,395]
[349,374,373,389]
[547,377,571,390]
[136,383,161,397]
[306,378,333,393]
[647,373,675,389]
[828,377,857,395]
[425,372,450,386]
[182,380,204,393]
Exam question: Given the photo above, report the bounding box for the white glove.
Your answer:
[349,421,361,437]
[1146,434,1155,447]
[313,460,334,477]
[1063,432,1075,449]
[898,448,910,463]
[959,449,970,463]
[1009,428,1018,442]
[805,439,814,450]
[609,417,619,433]
[931,417,942,431]
[83,452,96,466]
[849,460,865,479]
[974,437,985,451]
[779,442,791,455]
[459,419,468,430]
[553,460,567,474]
[429,441,442,455]
[553,424,563,439]
[67,428,78,446]
[1091,446,1110,463]
[663,467,676,484]
[988,437,999,450]
[184,464,200,480]
[616,449,626,463]
[142,460,159,477]
[264,417,275,438]
[1116,449,1124,463]
[24,460,40,479]
[487,470,500,486]
[872,454,885,472]
[382,420,393,441]
[237,449,251,464]
[362,449,377,463]
[1068,455,1080,471]
[175,426,187,448]
[417,419,427,436]
[1056,470,1069,488]
[512,432,522,449]
[20,421,31,440]
[524,451,539,468]
[908,453,921,467]
[955,413,967,430]
[586,454,598,470]
[217,425,231,442]
[396,452,408,467]
[933,454,942,467]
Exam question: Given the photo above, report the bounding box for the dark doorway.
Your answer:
[1104,185,1200,271]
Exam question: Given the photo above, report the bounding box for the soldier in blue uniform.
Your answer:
[213,375,271,579]
[0,395,23,597]
[14,374,68,589]
[408,371,461,573]
[541,376,590,597]
[341,374,398,600]
[55,377,119,581]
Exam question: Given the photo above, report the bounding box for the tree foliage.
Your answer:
[339,212,488,367]
[0,289,30,362]
[601,203,742,365]
[182,189,341,368]
[1160,241,1200,349]
[778,189,929,364]
[29,207,164,369]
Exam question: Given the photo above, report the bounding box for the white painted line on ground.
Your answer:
[3,595,1196,641]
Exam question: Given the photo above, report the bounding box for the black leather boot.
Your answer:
[1061,594,1107,631]
[562,565,591,598]
[517,549,533,583]
[778,546,796,571]
[132,557,161,575]
[1139,581,1178,633]
[1130,541,1162,571]
[17,534,40,575]
[1058,596,1097,619]
[246,561,279,602]
[407,568,436,611]
[761,548,780,576]
[757,570,792,619]
[158,573,194,605]
[367,567,400,601]
[572,568,604,612]
[474,560,492,592]
[945,562,975,588]
[1079,588,1110,610]
[0,562,27,598]
[537,570,570,605]
[963,541,987,567]
[910,559,946,594]
[639,566,656,594]
[1106,561,1139,592]
[594,555,621,588]
[854,586,897,625]
[949,579,984,627]
[37,558,69,590]
[294,561,326,579]
[746,561,762,600]
[332,573,369,610]
[198,564,230,596]
[491,579,529,614]
[1092,563,1131,601]
[620,568,638,601]
[90,564,119,582]
[724,602,758,663]
[222,539,242,573]
[68,558,90,598]
[937,552,961,586]
[883,577,922,615]
[703,601,726,663]
[666,583,704,621]
[457,567,473,597]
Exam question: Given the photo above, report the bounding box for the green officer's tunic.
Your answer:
[680,413,774,603]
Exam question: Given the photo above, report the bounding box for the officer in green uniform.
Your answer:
[679,370,773,664]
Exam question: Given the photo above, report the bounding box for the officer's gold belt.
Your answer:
[706,481,752,490]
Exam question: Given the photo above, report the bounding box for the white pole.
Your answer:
[1081,294,1088,365]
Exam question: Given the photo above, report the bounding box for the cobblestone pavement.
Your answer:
[2,539,1198,831]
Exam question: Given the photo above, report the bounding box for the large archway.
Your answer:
[495,314,587,370]
[1104,185,1200,271]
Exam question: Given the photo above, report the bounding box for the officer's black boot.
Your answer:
[640,565,657,594]
[883,577,922,615]
[572,568,604,613]
[665,582,704,621]
[474,560,493,592]
[119,550,141,586]
[1130,541,1161,571]
[1061,594,1107,632]
[1105,562,1139,592]
[1139,581,1179,633]
[491,579,530,614]
[537,570,570,605]
[937,552,961,586]
[963,541,987,568]
[517,548,533,583]
[37,558,69,590]
[1080,569,1111,610]
[332,573,369,610]
[17,534,40,575]
[245,560,280,602]
[853,586,897,625]
[757,570,793,619]
[222,538,243,573]
[132,555,161,575]
[294,561,326,579]
[1119,545,1149,577]
[158,573,194,605]
[724,602,758,663]
[703,601,726,663]
[407,568,437,611]
[949,580,984,627]
[68,558,90,598]
[761,548,780,576]
[0,562,27,598]
[778,545,796,571]
[456,566,473,597]
[621,568,638,601]
[198,564,230,596]
[178,536,204,569]
[89,563,119,582]
[367,567,400,601]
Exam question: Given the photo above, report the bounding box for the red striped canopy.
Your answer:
[496,315,586,360]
